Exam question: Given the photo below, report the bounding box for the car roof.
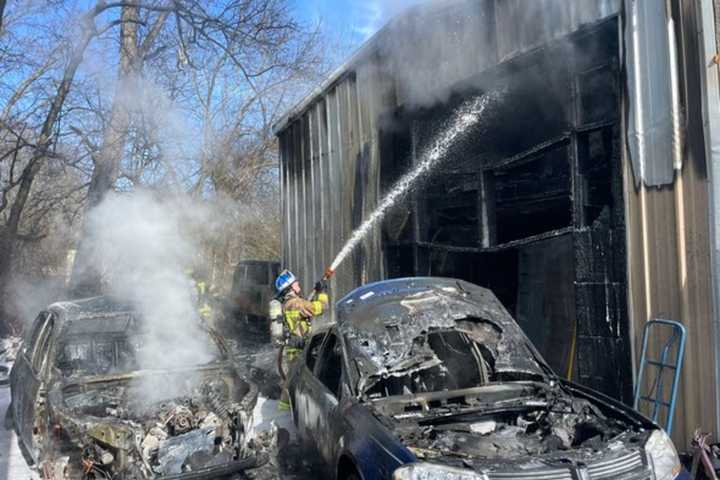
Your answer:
[47,296,134,326]
[336,277,492,321]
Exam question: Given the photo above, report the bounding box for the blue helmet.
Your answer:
[275,269,297,295]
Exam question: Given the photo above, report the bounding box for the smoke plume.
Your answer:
[81,190,218,372]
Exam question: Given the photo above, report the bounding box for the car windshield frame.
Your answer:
[53,313,225,379]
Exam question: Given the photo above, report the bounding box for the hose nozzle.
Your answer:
[323,267,335,281]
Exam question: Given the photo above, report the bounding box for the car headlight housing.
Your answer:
[645,429,681,480]
[393,463,488,480]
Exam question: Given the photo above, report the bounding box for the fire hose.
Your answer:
[276,267,335,380]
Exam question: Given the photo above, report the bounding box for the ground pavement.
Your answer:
[0,386,39,480]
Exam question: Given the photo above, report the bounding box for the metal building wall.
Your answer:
[278,65,390,305]
[624,145,716,450]
[623,0,718,450]
[275,0,720,450]
[276,0,620,302]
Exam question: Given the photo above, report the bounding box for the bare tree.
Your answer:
[86,5,170,208]
[0,0,324,332]
[71,0,321,294]
[0,5,102,333]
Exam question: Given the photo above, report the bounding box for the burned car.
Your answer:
[6,297,264,479]
[287,277,689,480]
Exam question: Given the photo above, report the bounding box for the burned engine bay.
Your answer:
[44,367,261,479]
[375,382,647,470]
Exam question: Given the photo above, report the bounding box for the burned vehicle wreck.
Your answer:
[7,297,264,479]
[287,278,688,480]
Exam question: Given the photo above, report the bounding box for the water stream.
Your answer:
[328,92,502,274]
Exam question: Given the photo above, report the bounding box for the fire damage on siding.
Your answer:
[381,19,629,401]
[276,3,632,403]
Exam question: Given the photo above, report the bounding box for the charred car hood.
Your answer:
[336,278,544,390]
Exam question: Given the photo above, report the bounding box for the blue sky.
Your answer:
[290,0,425,52]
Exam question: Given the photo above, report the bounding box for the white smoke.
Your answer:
[82,190,218,371]
[370,0,619,109]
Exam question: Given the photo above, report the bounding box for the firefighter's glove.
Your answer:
[314,279,328,293]
[287,336,306,350]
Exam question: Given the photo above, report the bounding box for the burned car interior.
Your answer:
[364,329,491,398]
[54,315,222,378]
[55,314,141,377]
[338,286,640,461]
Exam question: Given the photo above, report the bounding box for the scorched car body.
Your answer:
[287,277,690,480]
[6,296,264,479]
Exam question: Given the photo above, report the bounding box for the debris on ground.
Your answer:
[0,336,21,385]
[47,370,264,478]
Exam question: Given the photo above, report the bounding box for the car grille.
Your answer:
[588,450,645,478]
[487,469,573,480]
[486,450,650,480]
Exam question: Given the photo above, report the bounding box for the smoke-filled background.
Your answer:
[82,190,219,369]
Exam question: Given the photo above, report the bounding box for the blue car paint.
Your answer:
[340,404,416,480]
[290,365,416,480]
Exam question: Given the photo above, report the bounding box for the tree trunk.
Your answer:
[71,6,170,296]
[0,231,15,336]
[0,15,95,332]
[86,5,139,209]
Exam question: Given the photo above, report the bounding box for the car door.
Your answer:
[10,312,47,432]
[307,331,348,469]
[10,311,54,462]
[290,330,327,443]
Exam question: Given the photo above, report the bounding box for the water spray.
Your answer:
[321,92,501,281]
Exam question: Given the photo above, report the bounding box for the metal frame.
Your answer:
[633,319,687,434]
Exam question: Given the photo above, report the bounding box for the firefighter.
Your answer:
[271,269,329,410]
[187,268,216,327]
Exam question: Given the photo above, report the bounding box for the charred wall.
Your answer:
[379,19,631,401]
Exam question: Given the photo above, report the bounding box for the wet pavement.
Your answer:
[231,342,318,479]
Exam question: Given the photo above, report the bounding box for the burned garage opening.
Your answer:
[383,18,629,400]
[276,1,632,404]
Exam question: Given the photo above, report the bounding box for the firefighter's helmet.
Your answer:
[275,269,297,296]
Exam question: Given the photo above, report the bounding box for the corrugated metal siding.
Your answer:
[624,156,716,450]
[275,0,720,452]
[624,1,717,450]
[277,68,390,305]
[276,0,619,302]
[495,0,620,60]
